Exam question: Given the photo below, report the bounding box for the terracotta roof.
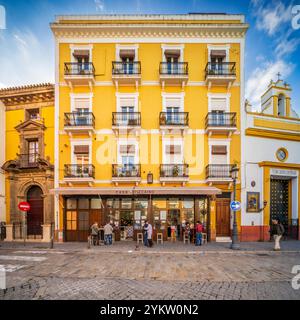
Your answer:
[0,83,54,96]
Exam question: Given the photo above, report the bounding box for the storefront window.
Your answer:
[78,198,89,209]
[66,198,77,210]
[78,211,89,230]
[168,198,180,209]
[199,198,208,231]
[153,198,166,209]
[121,198,132,209]
[107,198,120,209]
[183,198,194,209]
[134,198,148,209]
[66,211,77,230]
[91,198,102,209]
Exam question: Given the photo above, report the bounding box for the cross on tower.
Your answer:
[277,72,282,81]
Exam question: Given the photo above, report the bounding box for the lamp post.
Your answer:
[230,164,240,250]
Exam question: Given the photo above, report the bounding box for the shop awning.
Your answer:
[50,186,222,196]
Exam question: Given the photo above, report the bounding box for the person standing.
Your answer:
[270,219,285,251]
[195,221,203,246]
[90,222,99,246]
[145,221,153,248]
[143,220,149,247]
[104,222,114,245]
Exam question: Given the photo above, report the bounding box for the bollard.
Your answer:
[87,236,91,249]
[50,236,54,249]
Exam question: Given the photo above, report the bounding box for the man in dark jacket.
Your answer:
[270,219,285,251]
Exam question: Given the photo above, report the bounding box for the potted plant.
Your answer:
[173,165,179,177]
[161,113,166,125]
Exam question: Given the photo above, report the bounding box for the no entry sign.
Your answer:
[18,202,30,212]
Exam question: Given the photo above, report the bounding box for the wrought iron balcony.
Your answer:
[64,164,95,179]
[159,62,188,75]
[160,164,189,178]
[205,62,236,77]
[64,62,95,76]
[206,165,234,180]
[112,164,141,178]
[160,112,189,126]
[18,153,39,169]
[159,62,189,87]
[64,112,95,127]
[205,112,237,128]
[112,112,141,127]
[112,61,141,75]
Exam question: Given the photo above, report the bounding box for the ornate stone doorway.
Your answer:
[27,185,44,237]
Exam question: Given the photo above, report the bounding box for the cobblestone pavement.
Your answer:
[0,241,300,300]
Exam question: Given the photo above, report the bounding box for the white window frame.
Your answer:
[208,139,230,165]
[162,137,184,164]
[70,44,93,62]
[207,93,231,112]
[71,140,92,165]
[207,44,230,63]
[70,93,93,112]
[116,44,139,62]
[116,92,139,112]
[117,138,139,165]
[161,44,184,62]
[162,92,185,112]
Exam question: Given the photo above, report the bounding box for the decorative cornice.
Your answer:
[51,23,248,39]
[0,83,54,107]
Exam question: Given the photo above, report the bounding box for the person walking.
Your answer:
[104,222,114,245]
[143,220,149,247]
[195,221,203,246]
[270,219,285,251]
[90,222,99,246]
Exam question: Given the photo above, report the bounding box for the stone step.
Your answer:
[216,237,232,242]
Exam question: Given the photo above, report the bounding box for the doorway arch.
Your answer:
[27,185,44,236]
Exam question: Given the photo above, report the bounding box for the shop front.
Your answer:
[57,187,220,242]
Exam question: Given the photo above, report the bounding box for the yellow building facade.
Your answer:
[0,84,55,242]
[51,14,248,242]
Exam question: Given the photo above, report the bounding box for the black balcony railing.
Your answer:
[205,112,237,128]
[160,164,189,178]
[159,62,188,75]
[64,112,95,127]
[205,62,236,77]
[112,112,141,126]
[206,165,234,179]
[19,153,39,168]
[64,62,95,76]
[64,164,95,179]
[112,164,141,178]
[112,61,141,75]
[160,112,189,126]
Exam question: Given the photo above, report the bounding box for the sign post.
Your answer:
[18,202,30,246]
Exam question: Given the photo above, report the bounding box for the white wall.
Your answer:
[0,101,6,223]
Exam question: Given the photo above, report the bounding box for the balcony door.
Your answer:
[121,57,134,74]
[121,106,134,125]
[211,110,225,126]
[73,145,90,177]
[166,107,180,124]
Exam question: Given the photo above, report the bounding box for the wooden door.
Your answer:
[27,186,43,236]
[216,199,230,236]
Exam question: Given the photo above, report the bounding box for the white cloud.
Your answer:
[253,1,292,36]
[245,60,295,111]
[275,33,300,58]
[95,0,105,12]
[0,28,54,87]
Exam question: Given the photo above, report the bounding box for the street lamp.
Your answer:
[230,164,240,250]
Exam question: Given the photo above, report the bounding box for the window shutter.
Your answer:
[165,98,181,109]
[164,49,180,58]
[74,98,90,110]
[210,50,226,58]
[120,98,135,108]
[166,145,181,155]
[73,50,90,58]
[210,98,227,111]
[119,49,135,59]
[120,144,135,154]
[211,145,227,155]
[74,145,89,154]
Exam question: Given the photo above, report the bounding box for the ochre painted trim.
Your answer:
[263,167,270,226]
[246,111,300,122]
[258,161,300,169]
[253,118,300,132]
[245,128,300,141]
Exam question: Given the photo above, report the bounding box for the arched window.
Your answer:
[278,94,285,116]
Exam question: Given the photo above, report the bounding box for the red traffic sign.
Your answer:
[18,202,31,212]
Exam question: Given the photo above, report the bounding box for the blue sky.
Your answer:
[0,0,299,113]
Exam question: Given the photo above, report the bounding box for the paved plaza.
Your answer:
[0,240,300,300]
